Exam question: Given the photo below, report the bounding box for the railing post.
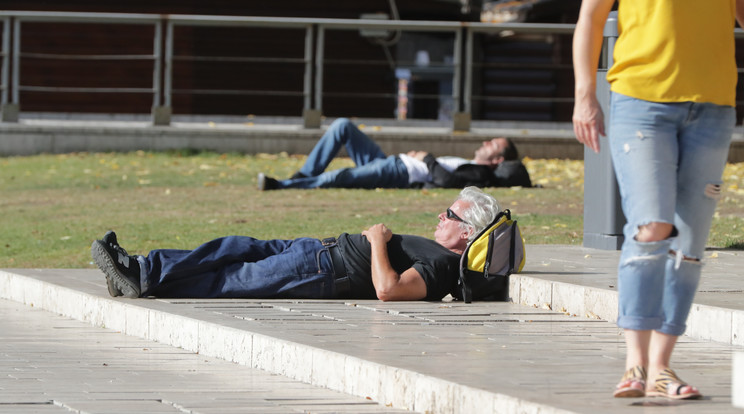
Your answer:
[151,19,171,126]
[303,24,320,129]
[452,26,470,132]
[305,25,324,129]
[461,27,473,118]
[582,11,625,250]
[2,16,19,122]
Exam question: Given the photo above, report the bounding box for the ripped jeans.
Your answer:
[609,92,735,336]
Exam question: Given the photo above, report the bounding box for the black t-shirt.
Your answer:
[335,233,460,301]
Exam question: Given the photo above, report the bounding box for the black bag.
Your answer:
[453,209,525,303]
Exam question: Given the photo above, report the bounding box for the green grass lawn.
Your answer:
[1,151,742,268]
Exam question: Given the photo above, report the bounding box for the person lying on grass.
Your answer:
[257,117,531,191]
[91,186,500,301]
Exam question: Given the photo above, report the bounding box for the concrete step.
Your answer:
[0,298,413,414]
[2,245,743,413]
[2,116,744,162]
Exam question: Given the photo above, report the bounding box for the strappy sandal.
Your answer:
[614,365,647,398]
[647,368,702,400]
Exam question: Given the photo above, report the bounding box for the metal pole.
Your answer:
[314,26,324,112]
[582,11,625,250]
[163,20,174,107]
[463,28,473,114]
[164,20,173,107]
[451,26,470,131]
[452,28,462,113]
[1,17,9,105]
[11,18,19,105]
[152,20,162,108]
[302,25,312,111]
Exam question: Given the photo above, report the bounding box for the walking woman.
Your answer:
[572,0,743,399]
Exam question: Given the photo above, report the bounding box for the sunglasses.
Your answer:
[446,208,469,224]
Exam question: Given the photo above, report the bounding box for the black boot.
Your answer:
[91,231,141,298]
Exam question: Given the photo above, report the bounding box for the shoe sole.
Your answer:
[106,277,122,297]
[646,390,702,400]
[91,240,141,298]
[613,388,645,398]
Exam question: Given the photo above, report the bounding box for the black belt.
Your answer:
[322,237,351,296]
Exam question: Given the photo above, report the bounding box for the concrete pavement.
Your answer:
[0,298,413,414]
[2,244,744,413]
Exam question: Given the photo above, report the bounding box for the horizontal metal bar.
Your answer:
[19,86,154,93]
[323,92,398,99]
[323,92,457,100]
[324,59,456,68]
[172,89,303,97]
[168,14,461,31]
[1,11,465,32]
[323,59,399,66]
[21,53,156,61]
[465,22,575,34]
[315,19,462,31]
[1,11,161,24]
[174,56,306,64]
[168,15,313,29]
[475,62,574,70]
[471,95,575,103]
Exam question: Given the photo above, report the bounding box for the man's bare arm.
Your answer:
[362,223,427,301]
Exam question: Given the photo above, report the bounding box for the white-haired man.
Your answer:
[91,187,501,301]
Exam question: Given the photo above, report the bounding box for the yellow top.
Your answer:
[607,0,738,106]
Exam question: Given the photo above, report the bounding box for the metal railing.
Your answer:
[0,11,579,130]
[0,12,163,123]
[463,22,575,116]
[163,15,317,126]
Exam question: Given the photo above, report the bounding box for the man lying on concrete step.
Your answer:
[91,186,500,301]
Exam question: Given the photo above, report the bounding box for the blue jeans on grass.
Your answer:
[137,237,336,299]
[609,92,734,336]
[277,118,410,189]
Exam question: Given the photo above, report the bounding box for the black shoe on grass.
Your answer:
[91,231,141,298]
[257,173,279,191]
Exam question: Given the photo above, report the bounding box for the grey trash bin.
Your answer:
[582,11,626,250]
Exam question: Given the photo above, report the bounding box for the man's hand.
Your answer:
[362,223,393,245]
[406,150,429,162]
[362,223,427,301]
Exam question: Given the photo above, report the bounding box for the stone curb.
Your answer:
[510,274,744,346]
[0,269,575,414]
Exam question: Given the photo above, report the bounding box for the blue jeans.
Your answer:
[137,237,336,299]
[609,92,734,336]
[278,118,410,189]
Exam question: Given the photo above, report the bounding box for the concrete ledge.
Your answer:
[511,273,744,347]
[0,119,585,160]
[3,117,744,162]
[0,269,574,414]
[5,243,744,412]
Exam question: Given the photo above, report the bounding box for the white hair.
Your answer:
[457,186,502,242]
